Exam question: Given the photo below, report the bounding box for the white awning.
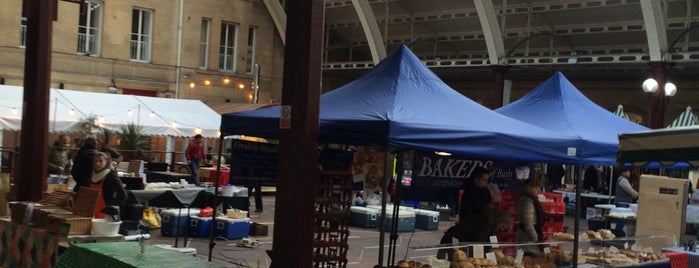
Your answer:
[0,85,221,138]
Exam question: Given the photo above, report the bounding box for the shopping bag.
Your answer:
[143,207,161,229]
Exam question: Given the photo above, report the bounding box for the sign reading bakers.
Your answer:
[279,105,291,129]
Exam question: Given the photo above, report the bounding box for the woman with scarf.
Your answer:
[90,152,127,219]
[515,178,544,255]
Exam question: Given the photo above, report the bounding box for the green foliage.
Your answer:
[118,123,149,151]
[100,127,116,146]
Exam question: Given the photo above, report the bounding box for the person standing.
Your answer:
[90,152,127,219]
[48,135,72,175]
[71,137,99,191]
[185,134,206,184]
[515,178,544,256]
[614,168,638,234]
[438,167,493,245]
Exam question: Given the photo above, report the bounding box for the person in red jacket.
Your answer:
[185,134,206,184]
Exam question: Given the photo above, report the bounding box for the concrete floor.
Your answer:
[148,195,694,268]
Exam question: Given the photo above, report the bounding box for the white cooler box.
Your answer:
[414,209,440,230]
[350,206,379,228]
[379,208,415,232]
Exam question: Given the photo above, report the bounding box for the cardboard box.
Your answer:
[249,222,268,236]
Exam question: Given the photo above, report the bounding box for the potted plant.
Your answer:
[118,123,150,161]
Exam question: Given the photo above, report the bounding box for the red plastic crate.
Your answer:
[543,222,564,233]
[664,251,688,268]
[541,192,563,203]
[496,231,516,243]
[500,190,515,203]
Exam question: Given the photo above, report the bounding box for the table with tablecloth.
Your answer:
[128,188,249,212]
[56,242,224,268]
[147,171,192,184]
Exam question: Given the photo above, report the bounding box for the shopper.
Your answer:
[71,137,99,191]
[48,135,72,175]
[614,167,638,234]
[515,178,544,256]
[437,167,494,258]
[185,134,206,184]
[90,152,127,219]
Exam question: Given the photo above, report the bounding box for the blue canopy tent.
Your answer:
[220,46,585,267]
[495,72,649,165]
[495,72,649,265]
[221,45,580,163]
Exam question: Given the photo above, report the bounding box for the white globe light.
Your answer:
[642,78,658,93]
[664,82,677,96]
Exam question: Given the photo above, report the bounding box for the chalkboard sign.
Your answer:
[229,140,278,184]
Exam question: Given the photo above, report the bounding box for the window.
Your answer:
[199,19,210,69]
[130,8,152,62]
[77,1,102,55]
[245,27,256,74]
[19,17,27,48]
[219,22,237,71]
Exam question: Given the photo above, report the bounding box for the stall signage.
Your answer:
[410,151,533,190]
[229,140,278,183]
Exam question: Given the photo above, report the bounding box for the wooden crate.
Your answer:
[47,214,92,236]
[33,207,73,228]
[71,187,100,217]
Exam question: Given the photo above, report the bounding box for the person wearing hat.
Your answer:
[614,167,638,234]
[185,134,206,184]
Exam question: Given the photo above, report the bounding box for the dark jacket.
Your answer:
[458,179,491,220]
[71,148,98,189]
[102,170,127,209]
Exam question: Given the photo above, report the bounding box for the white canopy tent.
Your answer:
[0,85,221,138]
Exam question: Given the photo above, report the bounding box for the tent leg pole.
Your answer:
[208,136,225,262]
[377,146,393,267]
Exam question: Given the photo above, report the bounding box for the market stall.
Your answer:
[220,45,585,266]
[494,71,649,265]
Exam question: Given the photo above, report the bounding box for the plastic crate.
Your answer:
[496,231,516,243]
[541,192,563,203]
[543,222,564,233]
[500,190,515,203]
[664,251,688,268]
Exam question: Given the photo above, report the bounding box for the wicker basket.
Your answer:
[47,214,92,236]
[33,207,72,228]
[226,209,248,219]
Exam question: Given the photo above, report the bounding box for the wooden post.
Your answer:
[270,0,324,267]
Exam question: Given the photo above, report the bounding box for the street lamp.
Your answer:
[641,78,677,96]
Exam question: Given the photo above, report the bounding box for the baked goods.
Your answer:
[452,249,469,262]
[598,229,615,239]
[551,232,574,241]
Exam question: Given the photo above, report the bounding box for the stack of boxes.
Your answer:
[9,187,99,236]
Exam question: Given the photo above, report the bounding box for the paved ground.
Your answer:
[144,195,599,268]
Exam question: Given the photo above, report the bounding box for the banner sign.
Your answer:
[229,140,278,182]
[410,151,533,191]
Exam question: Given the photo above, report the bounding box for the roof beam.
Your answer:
[261,0,287,45]
[640,0,668,61]
[474,0,506,64]
[351,0,386,63]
